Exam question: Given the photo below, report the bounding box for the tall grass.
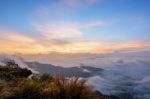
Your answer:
[0,65,113,99]
[0,75,101,99]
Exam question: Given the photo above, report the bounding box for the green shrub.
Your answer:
[0,65,113,99]
[40,74,53,82]
[0,66,32,81]
[0,76,100,99]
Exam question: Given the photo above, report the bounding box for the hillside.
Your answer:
[0,62,118,99]
[26,62,104,77]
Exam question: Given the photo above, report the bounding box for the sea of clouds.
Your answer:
[85,52,150,99]
[0,51,150,99]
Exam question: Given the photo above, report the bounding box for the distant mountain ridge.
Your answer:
[26,61,103,78]
[0,56,104,78]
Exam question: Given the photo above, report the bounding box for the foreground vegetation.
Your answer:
[0,61,117,99]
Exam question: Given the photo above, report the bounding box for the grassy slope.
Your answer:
[0,64,117,99]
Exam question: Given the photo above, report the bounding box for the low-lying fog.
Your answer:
[0,51,150,99]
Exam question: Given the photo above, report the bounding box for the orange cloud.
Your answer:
[0,29,149,55]
[6,35,35,43]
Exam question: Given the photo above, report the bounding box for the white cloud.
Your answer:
[59,0,101,7]
[81,20,107,29]
[136,76,150,84]
[33,22,83,40]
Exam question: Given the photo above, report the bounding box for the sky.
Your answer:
[0,0,150,55]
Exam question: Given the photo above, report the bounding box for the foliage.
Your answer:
[0,66,32,81]
[0,76,101,99]
[0,64,114,99]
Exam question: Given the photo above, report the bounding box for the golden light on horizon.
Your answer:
[0,35,149,55]
[0,30,149,55]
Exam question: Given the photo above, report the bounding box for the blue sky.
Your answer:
[0,0,150,54]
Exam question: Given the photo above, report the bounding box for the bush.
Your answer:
[40,74,53,82]
[0,75,101,99]
[0,66,32,81]
[0,65,113,99]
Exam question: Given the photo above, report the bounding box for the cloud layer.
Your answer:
[0,28,149,55]
[33,22,83,40]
